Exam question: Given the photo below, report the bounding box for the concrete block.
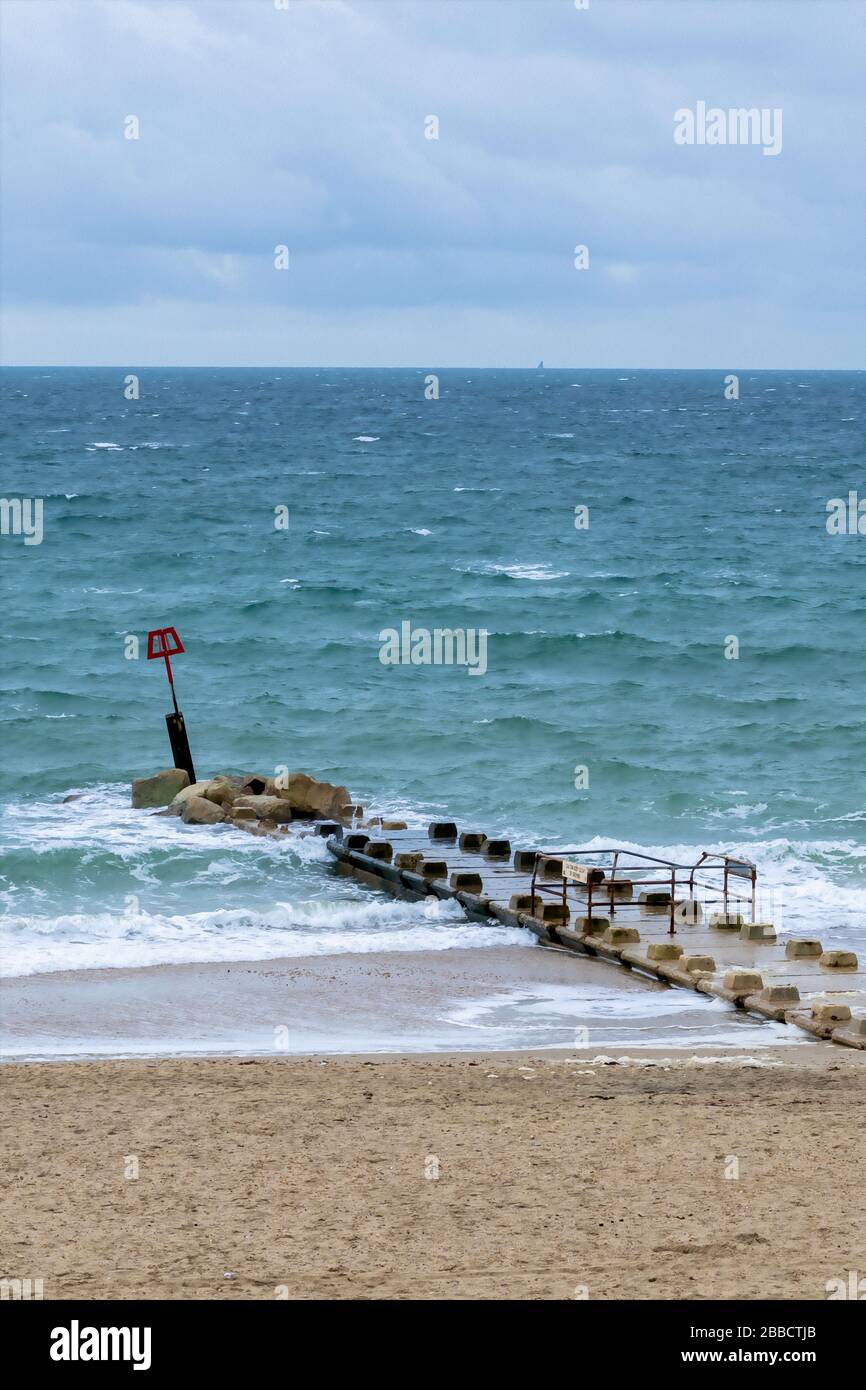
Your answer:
[344,832,368,850]
[646,942,683,961]
[820,950,858,969]
[784,938,822,958]
[583,879,633,901]
[837,1016,866,1037]
[603,926,640,945]
[537,856,563,878]
[812,999,852,1023]
[740,922,777,942]
[683,955,716,974]
[509,894,536,912]
[513,850,539,872]
[428,821,458,839]
[760,984,800,1004]
[574,916,610,935]
[482,838,511,858]
[316,821,342,837]
[395,851,423,870]
[381,819,407,831]
[458,831,486,851]
[450,871,483,892]
[534,902,569,924]
[364,841,393,861]
[419,859,448,879]
[709,912,744,929]
[723,971,764,993]
[639,890,672,906]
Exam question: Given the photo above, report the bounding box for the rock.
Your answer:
[62,792,82,804]
[169,781,214,807]
[232,795,293,823]
[132,768,190,809]
[276,771,351,820]
[181,796,226,825]
[205,780,239,807]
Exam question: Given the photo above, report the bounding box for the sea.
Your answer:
[1,367,864,987]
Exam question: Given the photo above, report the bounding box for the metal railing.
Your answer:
[523,847,757,936]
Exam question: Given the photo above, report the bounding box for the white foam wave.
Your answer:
[0,895,528,977]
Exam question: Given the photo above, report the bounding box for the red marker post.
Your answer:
[147,626,197,785]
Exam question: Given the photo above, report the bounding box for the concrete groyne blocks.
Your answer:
[740,922,776,942]
[450,871,483,892]
[419,859,448,878]
[785,938,823,958]
[482,838,511,858]
[574,916,610,935]
[820,950,858,969]
[723,971,764,994]
[536,856,563,878]
[639,890,672,906]
[344,832,369,850]
[812,999,852,1023]
[428,821,458,839]
[381,819,408,831]
[709,912,744,929]
[603,926,640,945]
[532,902,569,924]
[647,942,683,961]
[316,821,342,837]
[580,879,633,901]
[395,851,423,870]
[458,832,486,851]
[683,955,716,974]
[513,850,539,872]
[510,893,536,912]
[760,984,800,1004]
[364,841,393,861]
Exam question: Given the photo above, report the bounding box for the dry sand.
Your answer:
[3,1044,864,1300]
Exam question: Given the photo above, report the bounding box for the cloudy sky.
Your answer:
[0,0,863,366]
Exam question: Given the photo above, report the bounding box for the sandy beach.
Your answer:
[2,1040,863,1301]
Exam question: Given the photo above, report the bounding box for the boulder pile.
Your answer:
[130,768,362,836]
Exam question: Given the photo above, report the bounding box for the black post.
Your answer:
[166,711,196,785]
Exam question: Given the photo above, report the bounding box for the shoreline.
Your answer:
[0,944,802,1062]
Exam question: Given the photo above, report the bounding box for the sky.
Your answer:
[0,0,863,367]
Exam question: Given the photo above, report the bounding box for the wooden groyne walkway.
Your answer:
[324,818,866,1052]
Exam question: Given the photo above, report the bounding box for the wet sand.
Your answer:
[2,1045,864,1300]
[0,945,799,1060]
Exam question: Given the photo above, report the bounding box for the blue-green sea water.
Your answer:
[1,367,864,978]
